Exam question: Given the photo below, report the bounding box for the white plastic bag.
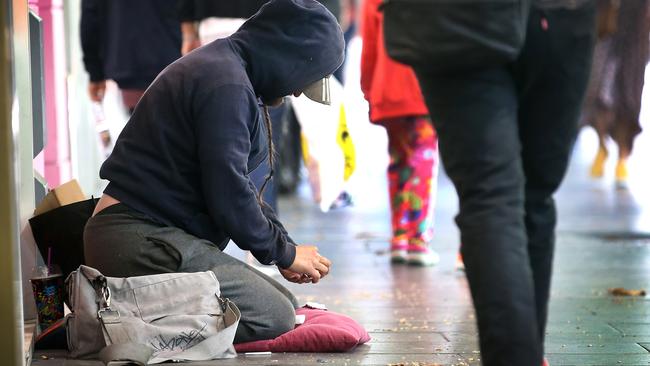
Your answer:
[290,78,356,212]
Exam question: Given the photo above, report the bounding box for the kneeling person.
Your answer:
[83,0,344,343]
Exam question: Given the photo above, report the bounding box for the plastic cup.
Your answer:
[30,265,65,330]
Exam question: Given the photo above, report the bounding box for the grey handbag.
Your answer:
[65,265,241,365]
[382,0,531,75]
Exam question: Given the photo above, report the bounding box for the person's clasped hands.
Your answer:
[279,245,331,284]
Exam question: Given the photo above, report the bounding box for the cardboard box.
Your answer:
[33,179,86,216]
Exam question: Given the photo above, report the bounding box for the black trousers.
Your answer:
[414,4,596,365]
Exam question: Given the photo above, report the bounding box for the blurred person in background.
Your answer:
[83,0,343,343]
[179,0,341,55]
[582,0,649,186]
[178,0,268,54]
[80,0,182,114]
[383,0,597,364]
[334,0,358,84]
[360,0,440,266]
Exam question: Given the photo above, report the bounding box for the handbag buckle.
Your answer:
[101,283,111,308]
[98,307,121,324]
[217,296,230,312]
[92,275,112,308]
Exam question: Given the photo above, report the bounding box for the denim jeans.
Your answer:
[414,4,596,365]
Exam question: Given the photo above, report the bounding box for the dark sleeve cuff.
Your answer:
[89,73,105,82]
[84,61,105,82]
[276,242,296,269]
[177,0,197,21]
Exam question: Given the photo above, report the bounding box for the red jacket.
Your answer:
[360,0,429,123]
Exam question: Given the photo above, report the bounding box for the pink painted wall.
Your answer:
[29,0,71,188]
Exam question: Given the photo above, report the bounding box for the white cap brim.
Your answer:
[302,77,331,105]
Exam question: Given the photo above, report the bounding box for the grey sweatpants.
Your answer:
[83,204,299,343]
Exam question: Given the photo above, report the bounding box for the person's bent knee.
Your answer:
[264,299,296,339]
[235,296,295,343]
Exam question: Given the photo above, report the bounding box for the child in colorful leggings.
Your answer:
[381,117,439,264]
[360,0,439,265]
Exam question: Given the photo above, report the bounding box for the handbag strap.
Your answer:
[98,308,130,345]
[92,277,133,346]
[93,277,152,366]
[96,297,241,365]
[147,297,241,364]
[97,307,152,365]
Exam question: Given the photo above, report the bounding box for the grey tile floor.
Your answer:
[32,124,650,366]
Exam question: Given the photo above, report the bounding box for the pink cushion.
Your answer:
[234,307,370,353]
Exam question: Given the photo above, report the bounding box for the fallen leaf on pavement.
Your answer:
[608,287,647,297]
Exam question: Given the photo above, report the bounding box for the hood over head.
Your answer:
[229,0,345,103]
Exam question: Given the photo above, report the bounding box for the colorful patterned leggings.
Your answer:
[380,116,439,249]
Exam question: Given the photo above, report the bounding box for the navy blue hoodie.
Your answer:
[99,0,345,268]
